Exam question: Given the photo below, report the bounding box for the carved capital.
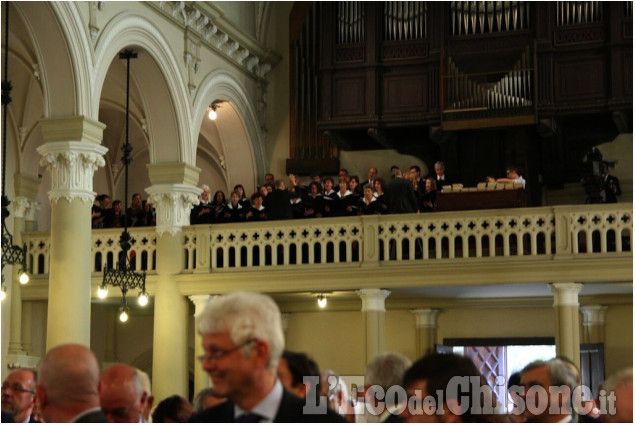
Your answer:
[37,142,108,204]
[146,184,200,236]
[11,197,37,220]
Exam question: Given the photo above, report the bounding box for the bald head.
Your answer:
[99,364,145,423]
[36,344,101,422]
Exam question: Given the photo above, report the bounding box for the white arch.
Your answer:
[193,70,267,187]
[93,12,193,164]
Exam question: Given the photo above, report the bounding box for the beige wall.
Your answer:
[604,303,633,376]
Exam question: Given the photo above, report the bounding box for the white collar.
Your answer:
[234,379,283,422]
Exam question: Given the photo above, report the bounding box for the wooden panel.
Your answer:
[382,72,427,113]
[555,58,605,101]
[332,75,365,117]
[622,48,633,96]
[436,189,526,212]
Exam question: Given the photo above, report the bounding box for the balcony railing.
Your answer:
[22,203,632,278]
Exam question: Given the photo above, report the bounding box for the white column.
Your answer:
[38,117,107,349]
[189,294,212,396]
[549,283,583,369]
[579,305,608,344]
[356,289,390,366]
[411,308,441,358]
[147,166,200,402]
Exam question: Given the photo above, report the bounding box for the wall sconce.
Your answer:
[207,100,224,120]
[313,293,330,309]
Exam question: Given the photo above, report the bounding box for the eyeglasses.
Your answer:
[198,338,256,363]
[1,383,35,394]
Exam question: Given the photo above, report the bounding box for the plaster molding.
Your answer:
[146,184,200,236]
[579,305,608,326]
[411,308,441,328]
[188,295,212,316]
[37,142,108,205]
[357,288,391,312]
[550,282,584,307]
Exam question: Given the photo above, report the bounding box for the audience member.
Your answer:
[399,352,501,423]
[321,370,356,423]
[601,161,621,203]
[277,350,321,401]
[192,388,227,413]
[1,369,38,423]
[127,193,147,227]
[137,368,155,423]
[152,395,193,422]
[519,358,578,423]
[390,165,401,179]
[105,199,125,228]
[487,165,526,189]
[506,371,524,423]
[359,352,411,423]
[190,291,345,422]
[601,367,632,423]
[92,194,111,229]
[234,184,250,209]
[36,344,107,423]
[99,363,148,423]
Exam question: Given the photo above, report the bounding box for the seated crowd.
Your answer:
[2,291,631,423]
[91,192,156,229]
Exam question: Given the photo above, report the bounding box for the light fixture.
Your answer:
[317,294,327,309]
[100,49,147,321]
[207,101,223,121]
[119,305,129,323]
[138,291,148,307]
[1,2,29,300]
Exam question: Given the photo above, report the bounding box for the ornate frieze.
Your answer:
[37,142,108,204]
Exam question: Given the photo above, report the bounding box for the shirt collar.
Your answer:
[234,379,283,422]
[68,406,103,423]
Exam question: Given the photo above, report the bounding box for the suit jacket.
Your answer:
[73,409,109,423]
[267,189,293,220]
[190,389,347,423]
[384,178,418,214]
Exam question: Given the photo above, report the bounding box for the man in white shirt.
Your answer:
[487,165,526,189]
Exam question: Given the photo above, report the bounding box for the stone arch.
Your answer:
[93,13,192,165]
[193,70,266,195]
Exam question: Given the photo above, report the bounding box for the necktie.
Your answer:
[235,412,264,422]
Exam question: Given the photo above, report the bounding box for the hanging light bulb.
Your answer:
[1,285,6,301]
[208,105,217,120]
[97,285,108,299]
[138,291,148,307]
[119,306,129,323]
[18,270,29,285]
[317,294,327,309]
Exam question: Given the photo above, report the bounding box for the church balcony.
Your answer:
[20,203,633,300]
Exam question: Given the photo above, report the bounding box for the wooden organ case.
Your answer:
[288,2,632,204]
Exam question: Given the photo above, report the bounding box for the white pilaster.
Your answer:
[411,308,441,357]
[550,283,583,368]
[356,289,391,366]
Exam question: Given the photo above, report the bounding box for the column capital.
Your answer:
[12,197,39,220]
[147,184,201,236]
[37,141,107,204]
[188,295,212,316]
[147,162,201,187]
[356,289,391,312]
[411,308,441,328]
[579,305,608,325]
[549,283,583,306]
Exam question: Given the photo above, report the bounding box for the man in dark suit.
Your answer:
[267,180,294,220]
[190,291,345,423]
[384,170,419,214]
[35,344,108,423]
[1,369,39,422]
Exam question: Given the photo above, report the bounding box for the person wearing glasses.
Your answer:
[1,369,38,423]
[35,344,108,423]
[190,291,346,423]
